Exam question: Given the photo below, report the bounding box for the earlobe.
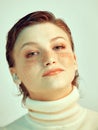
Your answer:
[10,67,21,85]
[12,73,21,85]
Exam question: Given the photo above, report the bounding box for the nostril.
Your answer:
[46,63,51,66]
[46,61,55,66]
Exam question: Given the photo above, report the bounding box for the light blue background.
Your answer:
[0,0,98,127]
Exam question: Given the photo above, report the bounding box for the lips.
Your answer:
[42,68,64,77]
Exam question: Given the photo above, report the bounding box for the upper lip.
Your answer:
[42,68,64,77]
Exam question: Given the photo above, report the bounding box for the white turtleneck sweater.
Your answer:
[0,87,98,130]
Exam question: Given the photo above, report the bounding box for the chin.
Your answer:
[43,78,70,90]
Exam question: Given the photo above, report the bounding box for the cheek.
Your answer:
[58,52,75,67]
[25,60,37,68]
[15,58,38,78]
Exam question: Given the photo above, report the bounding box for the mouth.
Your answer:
[42,68,64,77]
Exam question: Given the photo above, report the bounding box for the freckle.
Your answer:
[61,52,73,57]
[59,53,67,57]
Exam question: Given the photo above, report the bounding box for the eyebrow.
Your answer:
[50,36,66,42]
[20,36,66,50]
[20,42,38,50]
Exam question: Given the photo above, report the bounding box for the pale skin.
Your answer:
[10,23,78,101]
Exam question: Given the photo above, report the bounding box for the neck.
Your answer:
[29,85,73,101]
[25,87,87,128]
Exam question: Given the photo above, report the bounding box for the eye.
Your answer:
[53,45,65,51]
[25,51,39,58]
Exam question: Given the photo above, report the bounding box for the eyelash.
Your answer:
[25,45,66,58]
[53,45,66,50]
[25,51,39,58]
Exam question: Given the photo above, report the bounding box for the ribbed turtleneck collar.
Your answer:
[24,87,86,128]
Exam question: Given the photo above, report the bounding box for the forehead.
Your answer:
[15,23,70,47]
[18,22,68,37]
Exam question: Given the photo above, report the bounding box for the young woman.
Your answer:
[1,11,98,130]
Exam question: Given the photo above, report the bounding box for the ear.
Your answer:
[73,54,78,70]
[10,67,21,85]
[10,67,17,76]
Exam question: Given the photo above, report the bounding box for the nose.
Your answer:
[45,60,56,66]
[42,51,57,66]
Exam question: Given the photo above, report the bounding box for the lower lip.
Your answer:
[43,70,63,77]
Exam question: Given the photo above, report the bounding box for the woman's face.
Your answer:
[11,23,77,100]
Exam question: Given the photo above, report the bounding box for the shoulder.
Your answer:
[86,109,98,118]
[85,108,98,125]
[0,127,5,130]
[0,114,29,130]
